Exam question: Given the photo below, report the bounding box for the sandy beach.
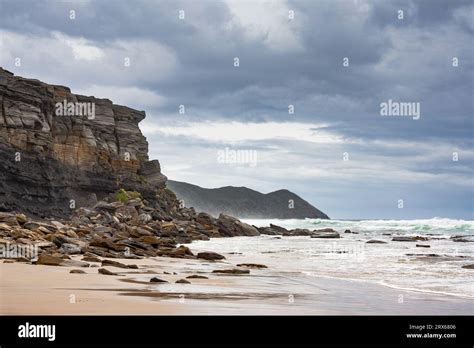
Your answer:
[2,251,473,315]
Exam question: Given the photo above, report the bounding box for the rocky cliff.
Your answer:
[0,68,166,217]
[0,69,338,265]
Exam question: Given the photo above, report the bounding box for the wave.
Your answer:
[243,217,474,233]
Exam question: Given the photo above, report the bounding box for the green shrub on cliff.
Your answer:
[116,189,129,203]
[116,189,142,203]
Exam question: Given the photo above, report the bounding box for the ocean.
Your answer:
[188,218,474,298]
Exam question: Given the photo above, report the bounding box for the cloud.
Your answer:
[0,30,177,88]
[0,0,472,218]
[141,121,347,144]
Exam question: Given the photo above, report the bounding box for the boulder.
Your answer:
[212,269,250,275]
[366,240,387,244]
[60,259,90,268]
[101,259,138,269]
[186,275,208,279]
[150,277,168,283]
[98,268,117,275]
[311,231,340,238]
[36,254,64,266]
[82,256,102,262]
[60,243,82,255]
[197,251,226,261]
[176,279,191,284]
[392,236,429,242]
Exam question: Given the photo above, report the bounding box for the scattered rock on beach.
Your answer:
[212,269,250,275]
[197,251,226,261]
[366,240,387,244]
[186,275,208,279]
[102,259,138,269]
[392,236,429,242]
[61,259,90,268]
[150,277,168,283]
[176,279,191,284]
[98,268,117,275]
[311,231,340,238]
[236,263,267,269]
[416,244,430,248]
[462,264,474,269]
[70,269,86,274]
[82,256,102,263]
[36,254,64,266]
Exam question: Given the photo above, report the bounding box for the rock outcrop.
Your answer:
[0,68,166,217]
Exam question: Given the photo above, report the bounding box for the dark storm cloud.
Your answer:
[0,0,472,218]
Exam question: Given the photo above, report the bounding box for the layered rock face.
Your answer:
[0,68,166,217]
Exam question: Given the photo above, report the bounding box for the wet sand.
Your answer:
[1,252,474,315]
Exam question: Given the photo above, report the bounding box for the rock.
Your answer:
[115,206,139,224]
[462,264,474,269]
[212,269,250,275]
[315,228,336,232]
[344,229,352,233]
[94,201,120,212]
[82,256,102,262]
[451,238,472,243]
[164,245,194,258]
[236,263,267,268]
[98,268,117,275]
[197,251,226,261]
[139,160,167,189]
[16,214,28,224]
[392,236,429,242]
[60,259,90,268]
[36,254,64,266]
[176,279,191,284]
[186,275,208,279]
[60,243,82,255]
[366,240,387,244]
[70,269,86,274]
[416,244,430,248]
[311,231,340,238]
[101,259,138,269]
[90,237,125,252]
[150,277,168,283]
[196,212,215,227]
[0,212,19,225]
[217,214,259,236]
[138,213,152,224]
[289,228,313,236]
[258,224,291,236]
[0,223,12,231]
[139,235,161,246]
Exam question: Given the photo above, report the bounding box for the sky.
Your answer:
[0,0,473,219]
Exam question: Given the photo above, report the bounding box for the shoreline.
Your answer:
[2,252,473,315]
